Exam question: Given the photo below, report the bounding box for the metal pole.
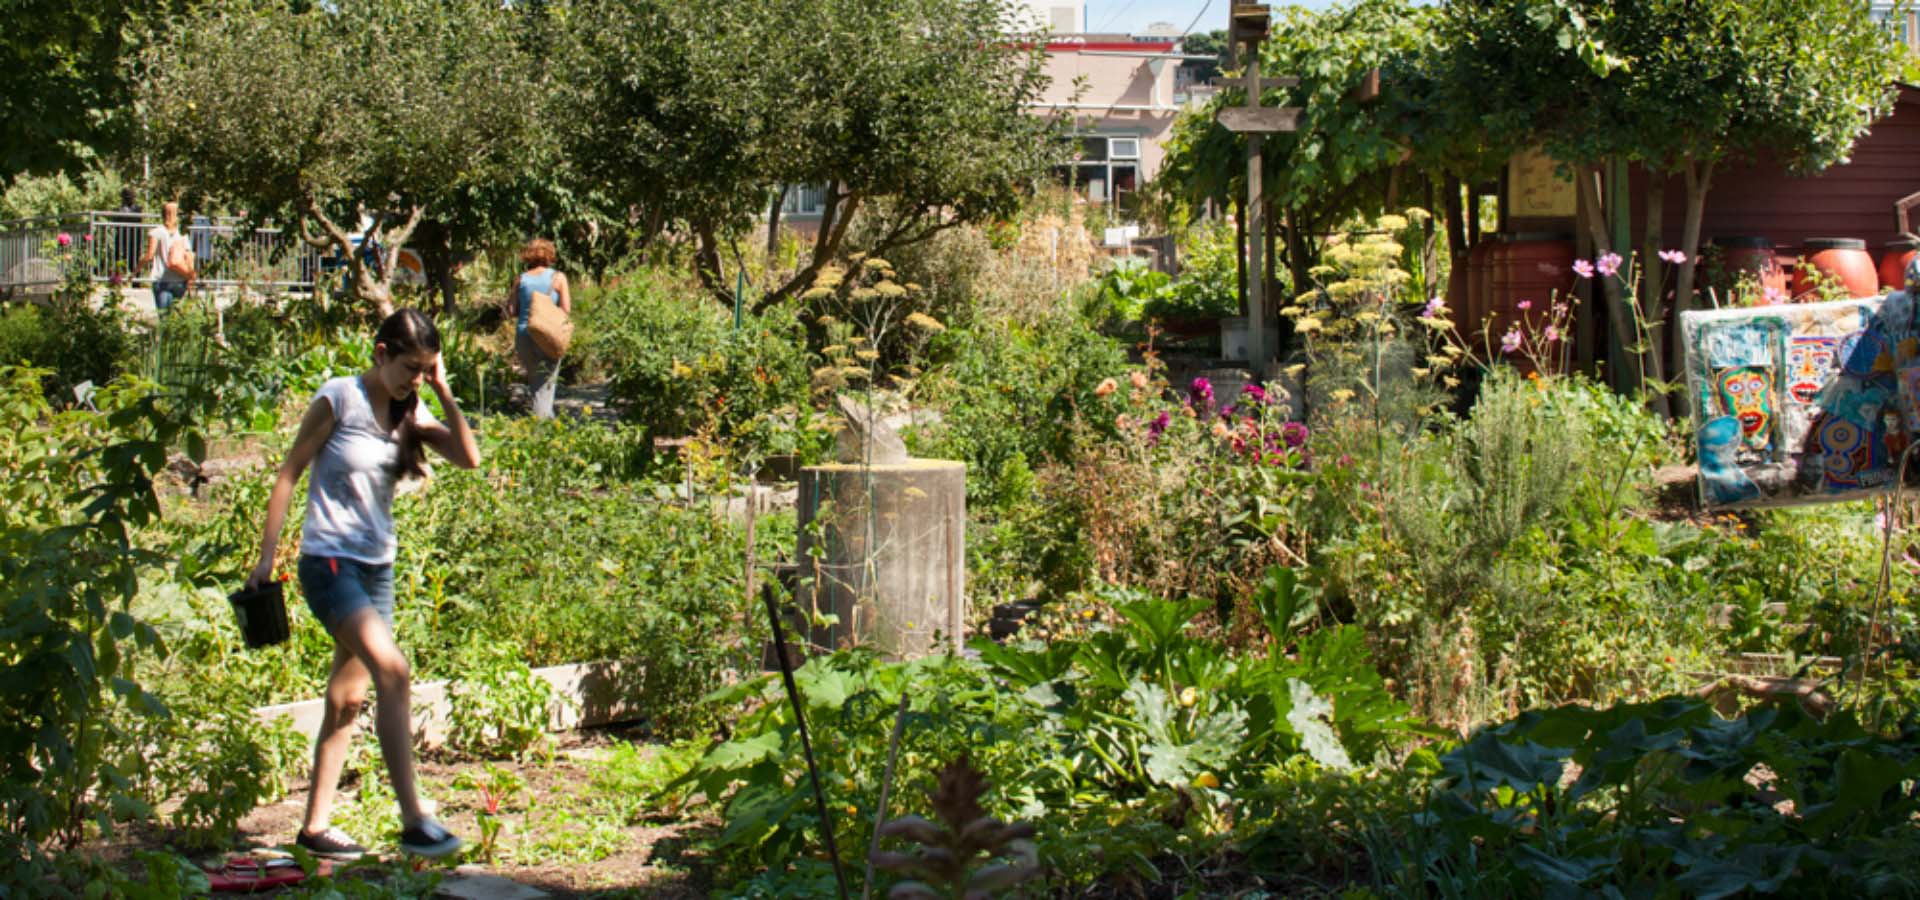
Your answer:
[762,583,852,900]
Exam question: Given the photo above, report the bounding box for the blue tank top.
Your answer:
[515,269,557,334]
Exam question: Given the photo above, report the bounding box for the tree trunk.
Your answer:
[1443,174,1467,271]
[754,183,860,312]
[694,223,726,301]
[416,219,458,316]
[1669,159,1715,420]
[1575,162,1663,412]
[1641,177,1666,394]
[767,185,787,263]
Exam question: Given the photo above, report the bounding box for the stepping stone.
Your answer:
[435,867,550,900]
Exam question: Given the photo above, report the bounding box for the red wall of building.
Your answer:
[1633,83,1920,255]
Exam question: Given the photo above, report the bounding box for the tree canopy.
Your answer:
[1443,0,1897,402]
[134,0,550,313]
[0,0,198,183]
[558,0,1064,308]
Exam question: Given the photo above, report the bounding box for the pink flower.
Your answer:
[1280,422,1309,448]
[56,232,71,248]
[1500,328,1523,354]
[1516,300,1532,311]
[1422,297,1445,318]
[1763,286,1787,305]
[1658,249,1688,265]
[1544,325,1561,343]
[82,233,92,243]
[1147,411,1170,444]
[1572,259,1595,279]
[1596,252,1623,277]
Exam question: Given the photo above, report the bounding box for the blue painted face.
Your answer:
[1906,255,1920,293]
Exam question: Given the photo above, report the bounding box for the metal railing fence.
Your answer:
[0,211,322,292]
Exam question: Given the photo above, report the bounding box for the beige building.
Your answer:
[1031,37,1188,206]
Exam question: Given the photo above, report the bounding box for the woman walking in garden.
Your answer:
[511,237,570,418]
[245,308,480,860]
[137,200,190,314]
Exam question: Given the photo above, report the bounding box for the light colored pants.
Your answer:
[515,331,560,419]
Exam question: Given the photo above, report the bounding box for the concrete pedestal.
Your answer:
[796,459,966,658]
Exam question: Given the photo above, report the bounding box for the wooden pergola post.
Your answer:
[1222,4,1299,372]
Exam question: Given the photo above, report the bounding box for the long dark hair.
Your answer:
[374,308,441,480]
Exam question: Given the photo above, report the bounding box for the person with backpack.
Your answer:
[510,238,571,418]
[138,201,193,314]
[244,309,478,860]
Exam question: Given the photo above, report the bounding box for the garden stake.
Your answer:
[861,691,911,900]
[762,582,851,900]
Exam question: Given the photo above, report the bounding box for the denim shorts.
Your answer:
[154,279,188,312]
[298,555,395,633]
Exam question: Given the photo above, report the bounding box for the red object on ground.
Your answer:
[1710,236,1789,302]
[1792,238,1880,299]
[204,857,328,893]
[1878,237,1920,291]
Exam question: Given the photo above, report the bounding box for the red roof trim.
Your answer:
[1045,41,1178,53]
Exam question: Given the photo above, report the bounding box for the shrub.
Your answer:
[583,267,811,461]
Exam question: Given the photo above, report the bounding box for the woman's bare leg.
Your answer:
[329,608,427,824]
[301,641,371,834]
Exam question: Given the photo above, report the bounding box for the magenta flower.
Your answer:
[1188,377,1214,412]
[1658,249,1688,265]
[1281,421,1309,448]
[1500,328,1523,354]
[1596,252,1624,277]
[1147,410,1171,444]
[1572,259,1595,279]
[56,232,71,248]
[1242,383,1268,405]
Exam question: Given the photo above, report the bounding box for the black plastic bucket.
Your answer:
[229,581,290,649]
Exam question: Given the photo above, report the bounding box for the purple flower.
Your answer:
[1281,421,1309,448]
[1658,249,1688,265]
[1422,296,1445,318]
[56,232,71,248]
[1188,377,1214,412]
[1500,328,1523,354]
[1147,410,1171,443]
[1572,259,1595,279]
[1596,252,1623,277]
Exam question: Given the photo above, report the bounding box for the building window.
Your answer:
[780,185,829,217]
[1052,134,1143,205]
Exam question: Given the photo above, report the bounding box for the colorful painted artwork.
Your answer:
[1682,295,1920,508]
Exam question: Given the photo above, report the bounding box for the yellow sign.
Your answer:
[1508,148,1576,218]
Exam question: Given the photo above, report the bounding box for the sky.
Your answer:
[1081,1,1356,35]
